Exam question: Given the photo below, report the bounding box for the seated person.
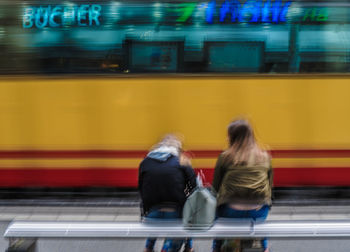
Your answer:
[212,119,273,252]
[139,134,197,252]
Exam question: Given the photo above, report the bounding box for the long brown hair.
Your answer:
[223,119,268,165]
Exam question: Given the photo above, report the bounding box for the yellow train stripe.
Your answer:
[272,158,350,168]
[0,159,141,169]
[0,76,350,149]
[0,158,217,169]
[0,157,349,169]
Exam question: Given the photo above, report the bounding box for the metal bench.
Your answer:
[5,219,350,251]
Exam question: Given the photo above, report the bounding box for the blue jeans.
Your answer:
[212,205,270,250]
[145,208,193,251]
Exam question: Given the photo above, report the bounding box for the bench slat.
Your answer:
[5,220,350,238]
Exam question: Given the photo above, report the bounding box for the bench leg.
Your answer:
[6,238,37,252]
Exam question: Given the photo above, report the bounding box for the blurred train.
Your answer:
[0,0,350,188]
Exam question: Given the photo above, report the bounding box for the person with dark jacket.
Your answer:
[139,134,197,252]
[212,119,273,252]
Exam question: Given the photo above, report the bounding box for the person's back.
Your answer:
[212,119,273,252]
[214,151,272,208]
[138,134,196,252]
[139,154,195,215]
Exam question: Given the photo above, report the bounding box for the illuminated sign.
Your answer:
[23,5,102,28]
[22,1,329,29]
[169,3,197,22]
[205,0,291,23]
[302,8,328,22]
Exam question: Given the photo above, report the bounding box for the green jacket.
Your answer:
[212,153,273,206]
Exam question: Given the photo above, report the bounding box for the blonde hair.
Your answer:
[151,134,183,153]
[223,119,268,166]
[151,134,192,166]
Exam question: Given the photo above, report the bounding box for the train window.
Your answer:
[204,41,265,73]
[298,24,350,73]
[300,62,350,73]
[125,40,184,73]
[0,0,350,74]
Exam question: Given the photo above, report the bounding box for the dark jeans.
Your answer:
[212,205,270,250]
[145,208,193,251]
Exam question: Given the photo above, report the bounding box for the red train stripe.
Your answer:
[0,149,349,159]
[273,167,350,187]
[192,150,350,158]
[269,149,350,158]
[0,168,139,187]
[0,150,148,159]
[0,167,349,187]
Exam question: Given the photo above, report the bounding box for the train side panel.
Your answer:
[0,76,349,187]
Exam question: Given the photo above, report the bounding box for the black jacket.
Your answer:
[138,155,197,215]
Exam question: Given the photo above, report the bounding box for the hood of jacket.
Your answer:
[147,146,179,161]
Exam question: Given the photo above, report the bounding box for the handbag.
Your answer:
[182,171,217,229]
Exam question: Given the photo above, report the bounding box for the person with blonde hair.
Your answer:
[212,119,273,252]
[139,134,197,252]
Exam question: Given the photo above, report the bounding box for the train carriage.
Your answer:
[0,0,349,188]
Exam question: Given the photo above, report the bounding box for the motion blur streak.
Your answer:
[0,76,349,187]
